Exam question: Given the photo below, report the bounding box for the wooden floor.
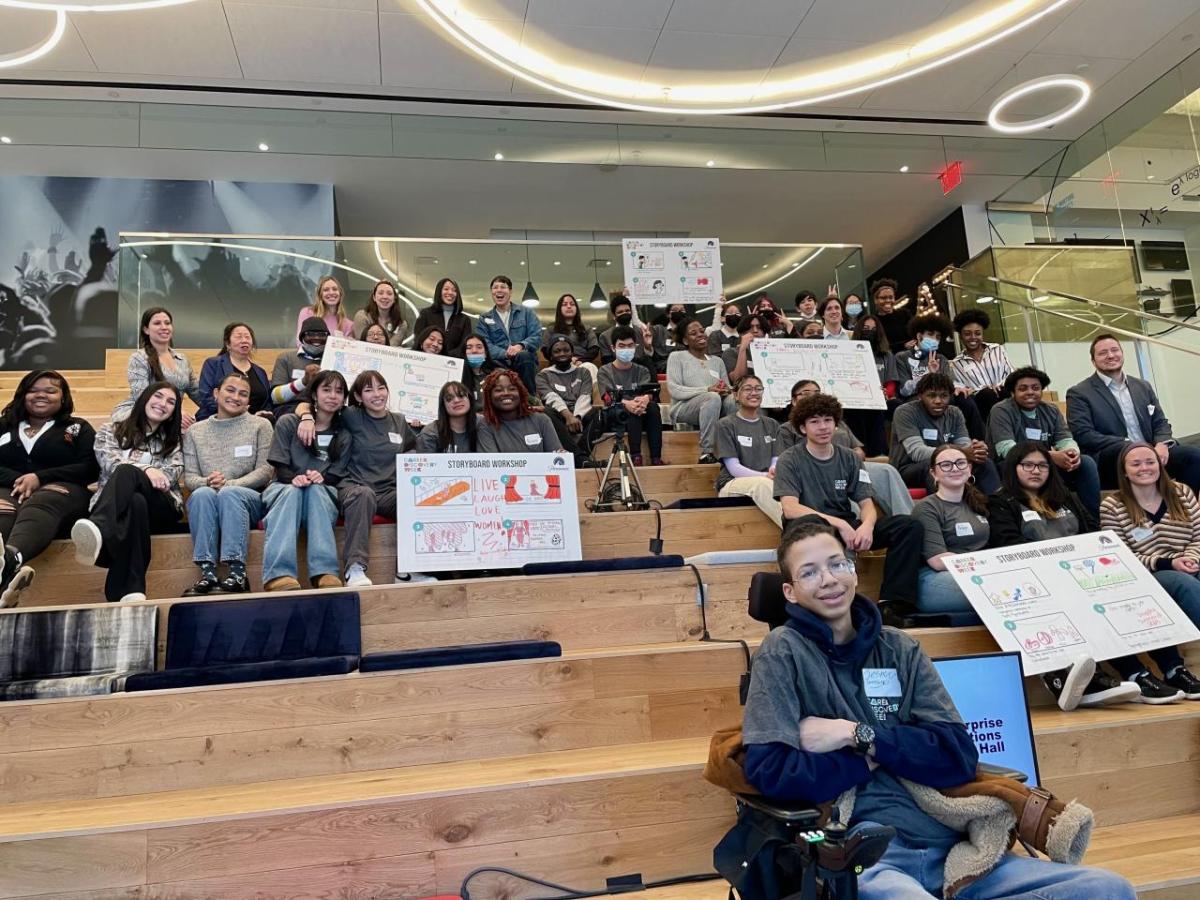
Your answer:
[1,355,1199,899]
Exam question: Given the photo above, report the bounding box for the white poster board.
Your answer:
[623,237,722,306]
[750,339,886,410]
[323,335,464,425]
[396,453,582,573]
[945,531,1200,675]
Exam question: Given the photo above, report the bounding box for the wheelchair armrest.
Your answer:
[978,761,1029,784]
[737,793,823,825]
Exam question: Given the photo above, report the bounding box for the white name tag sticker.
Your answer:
[482,317,495,325]
[524,433,542,446]
[553,384,567,392]
[858,469,871,483]
[1024,427,1044,440]
[922,428,939,441]
[1148,405,1156,415]
[765,435,775,444]
[1021,509,1041,522]
[388,432,405,445]
[737,435,754,447]
[907,357,920,368]
[1130,525,1155,543]
[233,444,253,458]
[291,368,305,380]
[316,434,333,448]
[955,522,975,537]
[0,432,10,447]
[863,668,902,697]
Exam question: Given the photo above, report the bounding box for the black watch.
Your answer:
[852,721,876,755]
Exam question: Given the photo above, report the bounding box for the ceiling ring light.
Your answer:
[987,74,1091,133]
[0,8,65,69]
[413,0,1075,115]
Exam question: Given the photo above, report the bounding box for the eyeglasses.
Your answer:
[934,459,970,472]
[793,558,856,586]
[740,386,764,394]
[1018,461,1050,473]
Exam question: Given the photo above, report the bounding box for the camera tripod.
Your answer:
[587,424,651,512]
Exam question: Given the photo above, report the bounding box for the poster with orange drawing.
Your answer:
[397,453,581,572]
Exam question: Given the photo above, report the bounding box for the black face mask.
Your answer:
[552,359,572,371]
[615,313,633,326]
[860,328,877,339]
[725,314,742,329]
[670,310,686,324]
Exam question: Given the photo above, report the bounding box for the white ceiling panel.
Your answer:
[380,13,514,91]
[1034,0,1199,59]
[970,53,1130,114]
[525,0,671,30]
[229,0,376,9]
[937,0,1075,55]
[4,12,96,73]
[772,36,897,69]
[646,30,790,75]
[435,0,528,21]
[794,0,950,44]
[661,0,812,37]
[72,1,241,78]
[859,50,1024,113]
[520,25,661,71]
[224,3,381,85]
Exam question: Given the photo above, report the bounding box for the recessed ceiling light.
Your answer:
[519,260,525,265]
[258,142,270,151]
[1148,174,1155,180]
[0,136,10,144]
[761,264,768,269]
[706,160,715,167]
[899,165,909,173]
[468,259,477,265]
[605,260,612,266]
[553,260,561,266]
[494,152,504,160]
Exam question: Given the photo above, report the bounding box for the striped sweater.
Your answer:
[1099,483,1200,571]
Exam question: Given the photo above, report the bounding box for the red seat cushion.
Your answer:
[908,488,928,501]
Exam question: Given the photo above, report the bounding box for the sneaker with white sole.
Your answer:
[1164,666,1200,700]
[0,565,34,608]
[1131,671,1185,704]
[1077,671,1141,707]
[345,564,372,587]
[1041,655,1096,712]
[118,592,147,603]
[71,519,103,567]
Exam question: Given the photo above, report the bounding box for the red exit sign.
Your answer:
[939,160,963,195]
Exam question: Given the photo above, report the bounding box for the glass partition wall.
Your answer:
[115,234,864,349]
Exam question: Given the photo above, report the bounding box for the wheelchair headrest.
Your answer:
[748,571,789,629]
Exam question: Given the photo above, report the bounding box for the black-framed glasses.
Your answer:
[935,459,970,472]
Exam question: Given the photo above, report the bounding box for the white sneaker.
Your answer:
[395,572,437,584]
[119,592,147,603]
[345,564,372,587]
[71,519,103,566]
[0,566,34,608]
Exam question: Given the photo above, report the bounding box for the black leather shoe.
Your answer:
[218,571,251,593]
[182,572,220,597]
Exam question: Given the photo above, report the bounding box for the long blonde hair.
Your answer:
[309,275,348,330]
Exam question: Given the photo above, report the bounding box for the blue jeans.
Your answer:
[858,833,1136,899]
[1061,453,1100,518]
[916,568,972,615]
[1154,569,1200,628]
[261,482,340,583]
[186,485,264,565]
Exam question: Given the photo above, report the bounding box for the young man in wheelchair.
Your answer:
[739,520,1135,899]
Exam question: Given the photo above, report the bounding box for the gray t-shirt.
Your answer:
[414,417,482,454]
[715,414,780,490]
[987,399,1074,458]
[596,361,652,399]
[743,619,963,845]
[338,407,415,491]
[773,443,873,523]
[911,494,991,559]
[535,365,593,415]
[477,413,563,453]
[268,412,348,481]
[890,400,970,470]
[1015,505,1081,542]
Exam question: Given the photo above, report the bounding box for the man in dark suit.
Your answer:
[1065,333,1200,489]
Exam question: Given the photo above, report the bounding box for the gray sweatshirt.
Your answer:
[182,414,274,491]
[338,407,416,491]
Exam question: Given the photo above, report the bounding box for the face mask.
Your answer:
[846,303,863,317]
[670,310,686,324]
[615,313,633,327]
[759,306,775,317]
[301,340,325,358]
[860,328,877,340]
[919,336,939,353]
[615,348,637,364]
[466,353,486,368]
[724,314,742,329]
[552,359,572,371]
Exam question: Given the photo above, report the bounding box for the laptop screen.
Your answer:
[933,651,1040,787]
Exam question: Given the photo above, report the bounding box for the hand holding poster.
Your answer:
[323,334,463,425]
[396,453,582,572]
[945,531,1200,675]
[750,338,886,410]
[622,238,722,306]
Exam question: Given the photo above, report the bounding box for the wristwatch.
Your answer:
[852,721,876,755]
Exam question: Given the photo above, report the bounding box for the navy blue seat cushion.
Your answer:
[164,592,360,669]
[124,655,359,692]
[665,496,754,510]
[521,555,683,576]
[360,640,561,672]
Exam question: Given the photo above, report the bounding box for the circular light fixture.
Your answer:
[257,142,269,151]
[987,74,1091,134]
[705,160,715,167]
[899,165,910,173]
[0,136,11,144]
[493,152,504,160]
[468,259,477,265]
[413,0,1075,115]
[0,8,65,69]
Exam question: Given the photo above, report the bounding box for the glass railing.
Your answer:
[115,233,865,349]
